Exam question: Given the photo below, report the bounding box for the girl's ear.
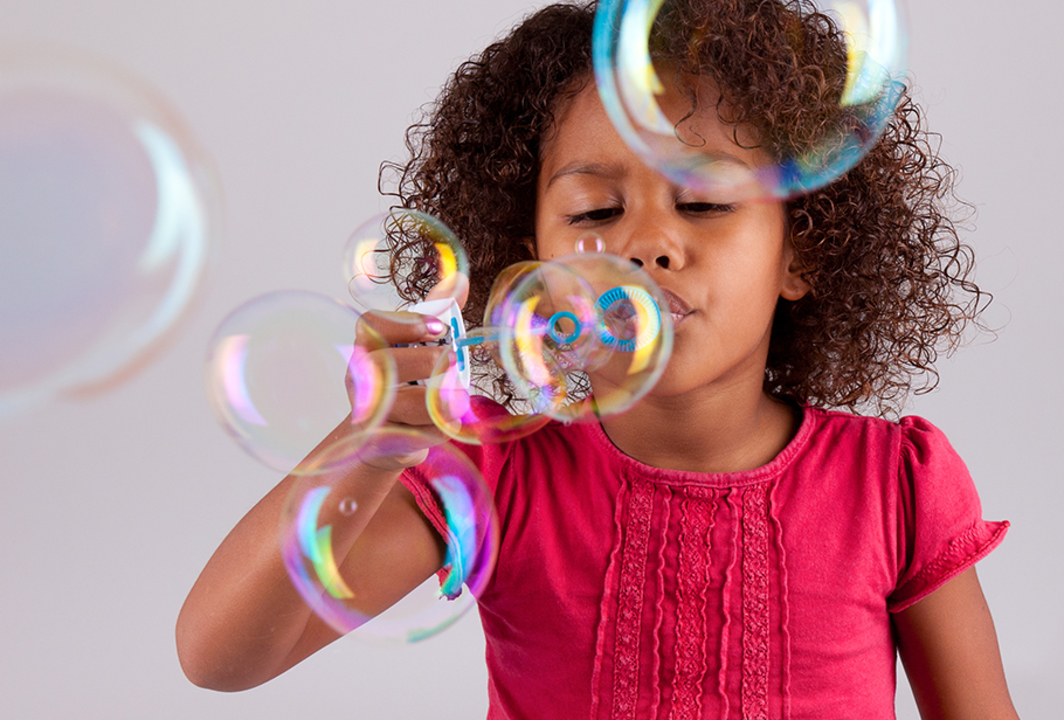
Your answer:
[520,236,538,260]
[781,237,812,301]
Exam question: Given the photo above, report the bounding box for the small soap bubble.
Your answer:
[592,0,907,200]
[0,48,218,417]
[204,290,396,474]
[343,209,469,323]
[426,327,551,445]
[279,429,498,643]
[338,498,358,516]
[575,233,605,254]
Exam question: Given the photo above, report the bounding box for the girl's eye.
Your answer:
[677,202,734,214]
[566,207,622,225]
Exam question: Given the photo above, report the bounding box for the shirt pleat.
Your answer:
[718,489,741,720]
[610,479,655,720]
[669,487,714,720]
[741,485,771,720]
[768,480,792,720]
[649,486,672,717]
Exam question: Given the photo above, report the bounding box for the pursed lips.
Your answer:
[658,287,693,325]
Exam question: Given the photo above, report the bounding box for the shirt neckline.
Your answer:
[583,402,819,488]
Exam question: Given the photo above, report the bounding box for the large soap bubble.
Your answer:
[279,429,498,643]
[0,48,218,418]
[593,0,907,200]
[204,290,396,474]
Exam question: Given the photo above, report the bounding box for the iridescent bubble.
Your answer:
[279,429,498,643]
[343,209,469,323]
[498,253,673,422]
[0,48,218,418]
[495,260,604,394]
[426,327,551,445]
[593,0,907,200]
[204,290,396,474]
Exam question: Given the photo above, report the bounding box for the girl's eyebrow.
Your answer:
[546,161,625,188]
[547,152,751,190]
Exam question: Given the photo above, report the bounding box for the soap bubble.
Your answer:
[426,327,552,445]
[482,260,542,328]
[0,48,218,417]
[593,0,907,200]
[575,233,605,254]
[496,253,673,422]
[204,290,396,474]
[280,429,498,643]
[494,261,605,404]
[343,209,469,323]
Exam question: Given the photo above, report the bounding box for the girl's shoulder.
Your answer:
[802,404,962,461]
[788,405,1008,611]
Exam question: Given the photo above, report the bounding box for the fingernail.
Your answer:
[424,317,446,337]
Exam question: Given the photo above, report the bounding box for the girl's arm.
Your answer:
[176,312,452,691]
[893,566,1020,720]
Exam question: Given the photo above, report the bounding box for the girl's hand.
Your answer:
[347,309,453,469]
[346,274,469,470]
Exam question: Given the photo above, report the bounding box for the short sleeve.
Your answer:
[399,397,515,538]
[887,416,1009,612]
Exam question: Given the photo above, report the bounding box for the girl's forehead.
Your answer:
[542,78,767,178]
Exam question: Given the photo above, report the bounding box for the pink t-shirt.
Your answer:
[401,404,1008,720]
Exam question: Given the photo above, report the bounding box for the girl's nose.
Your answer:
[628,254,672,270]
[619,219,686,272]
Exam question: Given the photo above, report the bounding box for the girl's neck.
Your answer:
[597,381,800,475]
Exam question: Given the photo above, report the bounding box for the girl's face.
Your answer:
[533,80,809,398]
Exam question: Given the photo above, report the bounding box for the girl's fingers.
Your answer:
[387,386,438,427]
[355,422,447,470]
[387,346,449,385]
[356,310,448,348]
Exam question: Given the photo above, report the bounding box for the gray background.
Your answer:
[1,1,1059,718]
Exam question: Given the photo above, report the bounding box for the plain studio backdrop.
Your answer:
[0,1,1059,718]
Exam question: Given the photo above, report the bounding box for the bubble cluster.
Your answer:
[279,430,498,642]
[0,49,217,417]
[592,0,907,200]
[210,210,672,641]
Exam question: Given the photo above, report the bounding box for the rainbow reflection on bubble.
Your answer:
[343,209,469,321]
[593,0,907,201]
[279,429,498,643]
[426,327,552,445]
[204,290,396,474]
[496,261,605,398]
[483,261,542,327]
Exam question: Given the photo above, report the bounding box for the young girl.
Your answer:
[177,1,1019,717]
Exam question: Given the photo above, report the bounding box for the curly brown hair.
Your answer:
[379,0,988,417]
